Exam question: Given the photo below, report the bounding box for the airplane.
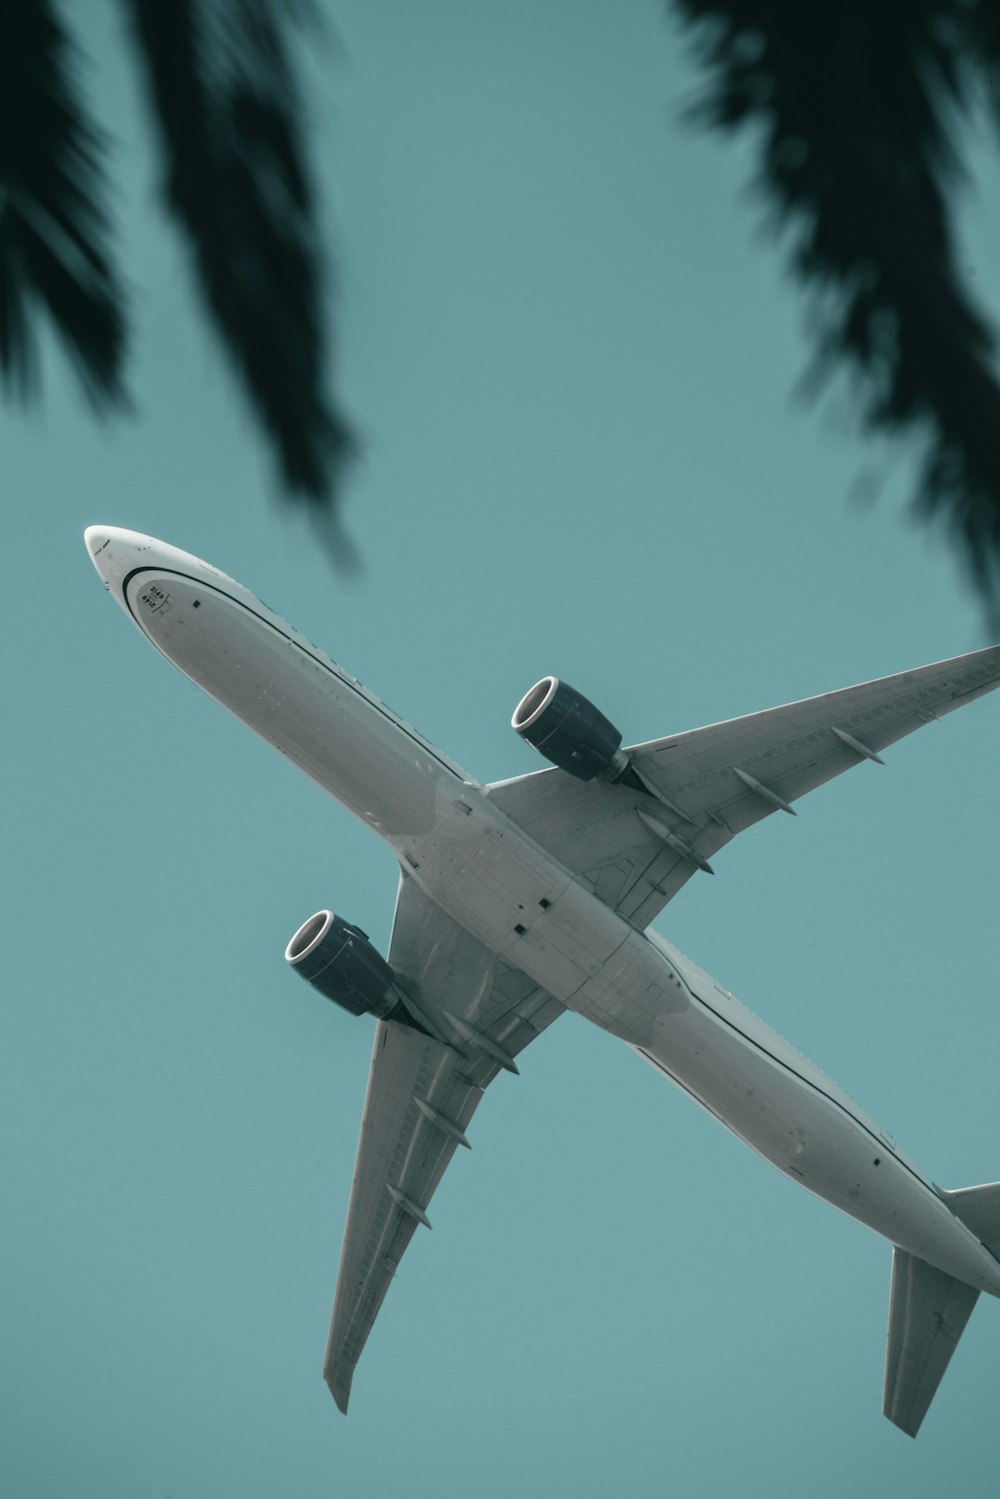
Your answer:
[84,524,1000,1436]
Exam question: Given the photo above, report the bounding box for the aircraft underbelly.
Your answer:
[633,988,1000,1292]
[124,571,452,835]
[412,794,1000,1290]
[404,788,695,1034]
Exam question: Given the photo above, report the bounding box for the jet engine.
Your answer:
[285,910,407,1021]
[512,676,628,781]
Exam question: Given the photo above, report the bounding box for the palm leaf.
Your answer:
[119,0,353,502]
[673,0,1000,593]
[0,0,127,407]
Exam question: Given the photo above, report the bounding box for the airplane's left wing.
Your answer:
[489,646,1000,930]
[324,875,563,1412]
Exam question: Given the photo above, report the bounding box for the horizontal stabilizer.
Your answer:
[942,1181,1000,1259]
[884,1249,979,1437]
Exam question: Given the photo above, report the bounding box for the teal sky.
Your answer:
[4,3,1000,1495]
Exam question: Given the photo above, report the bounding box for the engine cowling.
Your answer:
[285,910,404,1020]
[512,676,625,781]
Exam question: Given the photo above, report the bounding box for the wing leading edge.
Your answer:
[325,875,563,1412]
[488,646,1000,927]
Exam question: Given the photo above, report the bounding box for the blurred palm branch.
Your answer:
[2,0,1000,596]
[0,0,352,515]
[673,0,1000,601]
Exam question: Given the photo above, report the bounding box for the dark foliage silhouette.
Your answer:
[0,2,127,408]
[674,0,1000,599]
[0,0,350,513]
[4,1,999,590]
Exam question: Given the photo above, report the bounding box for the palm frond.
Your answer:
[119,0,353,504]
[0,0,127,407]
[673,0,1000,593]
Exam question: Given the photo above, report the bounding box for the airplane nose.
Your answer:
[83,524,108,552]
[84,526,114,583]
[83,524,144,601]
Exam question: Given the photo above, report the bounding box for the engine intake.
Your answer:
[285,910,405,1020]
[512,676,626,781]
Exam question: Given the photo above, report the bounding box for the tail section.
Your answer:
[884,1250,979,1437]
[883,1182,1000,1436]
[942,1181,1000,1259]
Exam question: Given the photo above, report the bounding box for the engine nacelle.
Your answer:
[512,676,626,781]
[285,910,404,1020]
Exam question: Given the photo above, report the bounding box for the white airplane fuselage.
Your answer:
[86,527,1000,1302]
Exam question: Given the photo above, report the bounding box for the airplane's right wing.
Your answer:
[489,646,1000,929]
[324,875,563,1413]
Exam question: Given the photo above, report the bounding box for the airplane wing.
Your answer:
[488,646,1000,929]
[324,874,563,1412]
